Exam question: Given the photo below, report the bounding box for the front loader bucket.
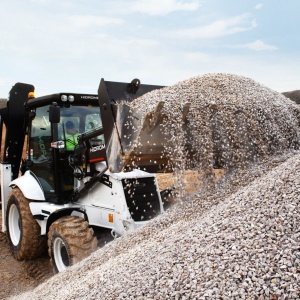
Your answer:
[113,101,171,172]
[98,79,170,172]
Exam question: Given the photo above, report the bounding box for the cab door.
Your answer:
[28,106,55,194]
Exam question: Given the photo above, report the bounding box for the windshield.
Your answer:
[29,104,103,195]
[59,106,103,152]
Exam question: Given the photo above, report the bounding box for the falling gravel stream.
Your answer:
[8,73,300,299]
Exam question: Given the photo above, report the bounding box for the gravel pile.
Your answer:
[128,73,300,172]
[8,73,300,299]
[9,152,300,299]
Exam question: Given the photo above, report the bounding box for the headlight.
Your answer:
[61,95,67,102]
[68,95,75,102]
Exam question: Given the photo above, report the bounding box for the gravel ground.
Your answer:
[9,151,300,300]
[7,73,300,299]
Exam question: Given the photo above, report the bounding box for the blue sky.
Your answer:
[0,0,299,97]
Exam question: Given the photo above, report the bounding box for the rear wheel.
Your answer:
[6,187,46,260]
[48,215,97,273]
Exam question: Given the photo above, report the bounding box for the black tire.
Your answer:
[48,215,98,273]
[6,187,46,260]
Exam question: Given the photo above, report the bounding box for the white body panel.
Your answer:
[28,169,163,237]
[1,163,12,232]
[82,169,163,236]
[2,164,163,238]
[10,171,45,201]
[83,174,131,236]
[1,167,45,232]
[29,202,82,235]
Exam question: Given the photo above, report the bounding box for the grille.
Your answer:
[122,177,161,221]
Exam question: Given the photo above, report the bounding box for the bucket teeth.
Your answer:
[182,102,191,122]
[142,101,165,132]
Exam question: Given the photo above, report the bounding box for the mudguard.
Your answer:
[29,202,83,236]
[9,170,45,201]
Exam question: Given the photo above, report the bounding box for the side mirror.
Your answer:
[49,102,60,123]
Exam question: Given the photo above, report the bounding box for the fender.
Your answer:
[29,202,86,236]
[9,170,45,201]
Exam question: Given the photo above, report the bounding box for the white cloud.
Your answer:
[67,15,124,29]
[30,0,72,5]
[30,0,52,3]
[0,77,9,86]
[243,40,278,51]
[0,9,124,60]
[255,3,263,10]
[174,14,257,39]
[184,52,210,63]
[0,0,298,97]
[130,0,201,16]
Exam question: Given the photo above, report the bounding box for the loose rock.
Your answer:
[7,73,300,300]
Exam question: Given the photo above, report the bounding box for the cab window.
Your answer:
[29,106,54,193]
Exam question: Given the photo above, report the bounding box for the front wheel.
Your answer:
[6,188,46,260]
[48,215,97,273]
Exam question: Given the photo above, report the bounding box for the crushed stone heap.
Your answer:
[10,152,300,300]
[126,73,300,172]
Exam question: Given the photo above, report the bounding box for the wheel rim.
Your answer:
[53,237,70,272]
[8,204,21,246]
